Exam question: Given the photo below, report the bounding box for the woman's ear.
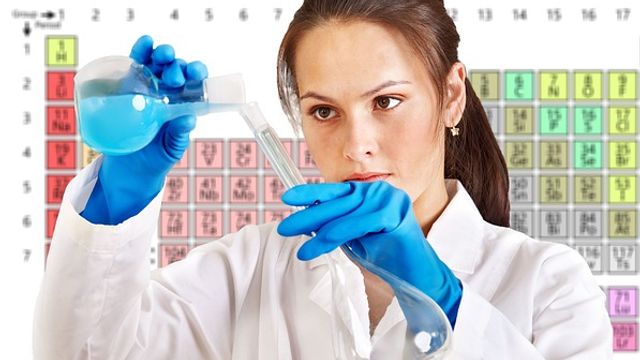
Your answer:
[443,62,467,128]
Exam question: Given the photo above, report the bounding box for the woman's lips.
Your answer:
[345,174,390,182]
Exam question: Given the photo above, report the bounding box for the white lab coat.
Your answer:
[34,157,613,359]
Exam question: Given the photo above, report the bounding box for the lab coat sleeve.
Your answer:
[451,246,613,359]
[33,157,260,359]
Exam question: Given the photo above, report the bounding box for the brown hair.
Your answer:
[276,0,510,227]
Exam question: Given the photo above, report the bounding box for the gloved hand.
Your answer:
[80,35,208,225]
[277,181,463,328]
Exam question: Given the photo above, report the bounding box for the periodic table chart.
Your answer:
[2,0,639,357]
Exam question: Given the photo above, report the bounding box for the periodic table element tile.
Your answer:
[46,71,75,101]
[612,322,638,352]
[483,106,500,134]
[505,107,533,135]
[608,71,637,100]
[539,210,568,238]
[574,175,602,203]
[509,176,533,203]
[539,107,568,135]
[230,210,258,233]
[574,71,603,101]
[539,141,567,169]
[195,176,223,204]
[46,106,76,135]
[46,209,59,239]
[574,244,603,274]
[574,106,603,135]
[510,210,533,237]
[230,140,258,169]
[46,140,76,170]
[505,141,533,169]
[46,35,77,67]
[162,176,189,204]
[470,71,499,100]
[608,106,637,135]
[195,140,223,169]
[298,141,317,169]
[608,176,637,204]
[539,71,568,101]
[608,244,638,274]
[195,210,223,238]
[264,140,292,169]
[539,176,568,204]
[608,210,637,238]
[574,210,603,238]
[608,287,638,318]
[159,210,189,238]
[264,209,292,223]
[159,244,189,268]
[81,144,100,169]
[264,176,285,204]
[574,141,603,170]
[504,71,534,101]
[609,142,636,169]
[304,175,325,184]
[230,176,258,203]
[46,175,74,204]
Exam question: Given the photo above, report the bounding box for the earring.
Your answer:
[449,125,460,137]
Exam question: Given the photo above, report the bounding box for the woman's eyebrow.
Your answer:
[299,80,411,102]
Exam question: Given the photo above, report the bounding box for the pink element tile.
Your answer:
[613,322,637,351]
[230,210,257,232]
[160,210,189,238]
[230,140,258,168]
[195,210,223,238]
[46,175,74,204]
[46,71,75,100]
[230,176,257,203]
[195,176,223,203]
[264,176,285,204]
[46,209,59,238]
[304,176,325,184]
[173,149,189,169]
[46,106,76,135]
[609,287,638,317]
[264,209,292,223]
[47,140,76,169]
[163,176,189,204]
[195,140,223,169]
[159,244,189,267]
[264,140,292,168]
[298,141,317,169]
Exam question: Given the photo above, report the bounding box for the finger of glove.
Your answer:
[163,115,196,161]
[185,61,208,82]
[277,191,363,237]
[130,35,153,64]
[151,44,175,65]
[281,182,352,207]
[162,60,186,88]
[322,208,401,244]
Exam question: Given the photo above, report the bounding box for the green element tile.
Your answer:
[46,36,77,66]
[574,106,602,135]
[575,175,602,203]
[505,106,533,134]
[470,71,499,100]
[505,141,533,169]
[608,106,637,135]
[608,210,637,238]
[539,106,568,134]
[540,141,568,169]
[504,71,533,101]
[539,71,568,100]
[574,141,602,169]
[608,71,637,100]
[574,71,602,100]
[608,176,636,203]
[540,176,568,203]
[609,142,636,169]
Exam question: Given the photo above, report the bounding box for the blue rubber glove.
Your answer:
[277,181,463,328]
[80,35,208,225]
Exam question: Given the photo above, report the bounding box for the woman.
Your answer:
[34,0,613,358]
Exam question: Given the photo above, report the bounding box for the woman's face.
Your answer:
[294,21,460,201]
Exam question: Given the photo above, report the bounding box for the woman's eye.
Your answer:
[376,96,401,110]
[311,107,336,120]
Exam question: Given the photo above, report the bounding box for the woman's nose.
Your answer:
[341,118,379,162]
